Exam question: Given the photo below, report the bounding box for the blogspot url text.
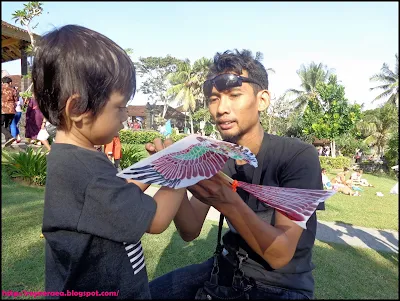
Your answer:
[2,290,120,298]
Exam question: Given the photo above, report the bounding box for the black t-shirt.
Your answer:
[221,133,324,298]
[42,143,157,299]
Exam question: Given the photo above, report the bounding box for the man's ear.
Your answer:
[257,90,270,112]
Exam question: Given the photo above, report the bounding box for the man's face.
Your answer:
[207,70,268,143]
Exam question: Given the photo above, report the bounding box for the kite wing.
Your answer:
[117,135,257,189]
[236,181,336,229]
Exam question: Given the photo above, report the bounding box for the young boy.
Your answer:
[32,24,185,299]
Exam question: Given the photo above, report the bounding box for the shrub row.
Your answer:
[319,156,352,171]
[1,138,355,187]
[119,129,188,145]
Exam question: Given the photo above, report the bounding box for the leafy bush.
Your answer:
[120,144,149,169]
[119,129,189,145]
[204,123,214,136]
[319,156,352,171]
[119,129,163,145]
[2,147,47,186]
[170,132,188,142]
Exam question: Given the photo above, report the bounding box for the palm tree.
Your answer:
[284,62,333,113]
[370,54,399,108]
[357,103,398,156]
[167,57,212,133]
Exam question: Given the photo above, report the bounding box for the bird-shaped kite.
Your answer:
[117,135,335,229]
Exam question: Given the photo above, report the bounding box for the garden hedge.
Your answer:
[119,129,188,144]
[319,156,352,171]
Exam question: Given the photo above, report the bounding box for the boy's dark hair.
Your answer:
[2,77,12,84]
[344,167,349,172]
[32,25,136,127]
[206,49,269,95]
[321,168,326,173]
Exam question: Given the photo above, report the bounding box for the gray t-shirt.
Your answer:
[221,133,324,299]
[42,143,157,299]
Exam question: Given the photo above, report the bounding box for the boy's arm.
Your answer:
[146,186,186,234]
[144,138,210,240]
[126,179,150,192]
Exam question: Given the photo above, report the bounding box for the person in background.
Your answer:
[104,133,122,169]
[331,167,352,186]
[25,94,44,144]
[350,169,374,187]
[10,95,24,143]
[133,120,141,130]
[322,168,360,196]
[321,168,332,189]
[355,149,363,164]
[36,117,52,152]
[1,76,17,146]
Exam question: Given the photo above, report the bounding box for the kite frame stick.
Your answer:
[217,171,234,184]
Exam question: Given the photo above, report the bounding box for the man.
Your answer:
[147,49,324,299]
[1,76,18,146]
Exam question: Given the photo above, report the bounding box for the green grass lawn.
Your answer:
[2,170,398,299]
[319,170,398,230]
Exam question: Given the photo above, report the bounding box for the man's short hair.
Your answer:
[321,168,326,173]
[32,24,136,127]
[206,49,269,96]
[2,76,12,84]
[344,167,349,172]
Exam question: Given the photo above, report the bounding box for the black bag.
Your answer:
[45,123,57,138]
[195,215,253,300]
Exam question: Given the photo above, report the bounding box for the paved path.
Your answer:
[145,186,398,253]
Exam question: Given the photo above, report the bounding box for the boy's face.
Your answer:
[85,92,128,145]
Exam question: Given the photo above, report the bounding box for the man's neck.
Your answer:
[236,124,265,158]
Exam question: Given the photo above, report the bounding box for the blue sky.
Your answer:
[1,1,398,109]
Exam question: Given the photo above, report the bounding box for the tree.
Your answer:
[12,1,43,50]
[166,57,212,134]
[135,55,183,118]
[260,95,293,135]
[12,1,44,97]
[357,103,398,156]
[385,131,398,168]
[302,75,362,157]
[284,62,333,114]
[370,54,398,108]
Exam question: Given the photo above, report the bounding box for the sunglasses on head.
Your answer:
[203,73,264,98]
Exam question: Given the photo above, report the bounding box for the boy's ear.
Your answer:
[257,90,270,112]
[65,94,89,123]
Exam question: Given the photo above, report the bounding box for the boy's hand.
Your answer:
[145,138,174,155]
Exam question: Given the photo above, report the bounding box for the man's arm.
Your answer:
[172,193,210,241]
[188,145,322,269]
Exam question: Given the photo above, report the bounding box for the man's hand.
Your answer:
[145,137,174,155]
[187,173,241,212]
